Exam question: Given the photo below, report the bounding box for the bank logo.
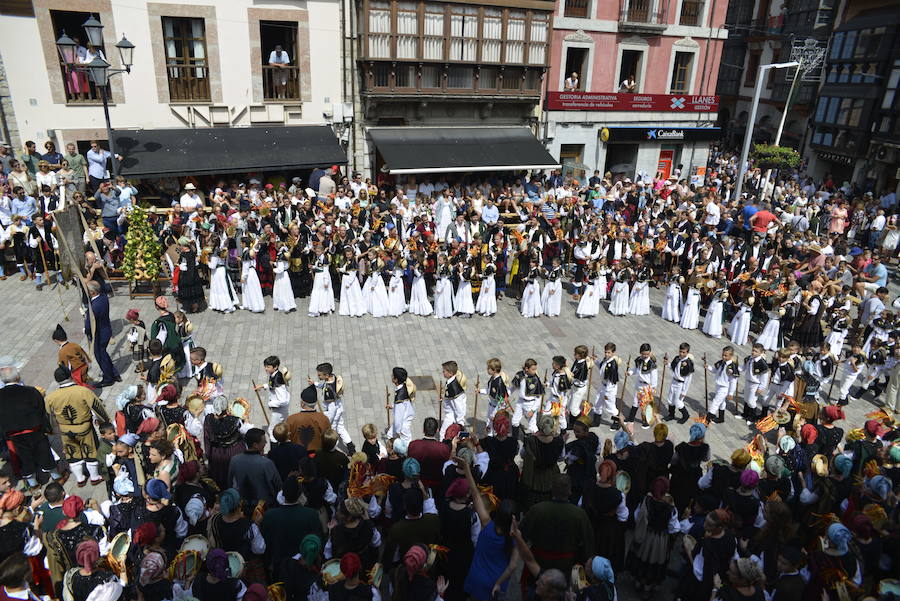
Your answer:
[647,129,658,139]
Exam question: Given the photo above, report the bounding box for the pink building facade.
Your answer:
[546,0,729,182]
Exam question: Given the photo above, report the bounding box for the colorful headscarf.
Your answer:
[403,545,427,581]
[139,551,166,586]
[76,540,100,572]
[206,549,230,580]
[827,523,852,554]
[591,556,615,583]
[689,422,706,442]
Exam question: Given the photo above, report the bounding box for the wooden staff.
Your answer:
[55,220,94,338]
[473,375,481,435]
[825,354,838,402]
[438,376,444,420]
[702,353,710,423]
[617,355,632,405]
[384,385,392,434]
[251,379,271,426]
[584,345,596,415]
[539,368,548,416]
[658,353,669,404]
[36,237,69,321]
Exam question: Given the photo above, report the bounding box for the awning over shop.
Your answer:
[369,127,559,175]
[113,125,347,178]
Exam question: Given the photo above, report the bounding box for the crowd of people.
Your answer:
[0,140,898,601]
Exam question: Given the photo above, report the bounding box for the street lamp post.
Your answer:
[733,61,799,202]
[55,16,135,179]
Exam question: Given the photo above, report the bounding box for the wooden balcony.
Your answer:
[262,65,302,101]
[679,0,703,26]
[361,62,544,98]
[619,0,667,34]
[166,62,211,102]
[60,65,110,104]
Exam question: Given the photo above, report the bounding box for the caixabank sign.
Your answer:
[599,127,722,143]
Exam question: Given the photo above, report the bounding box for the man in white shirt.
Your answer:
[418,179,435,199]
[704,198,720,232]
[179,183,204,212]
[349,173,365,198]
[268,45,291,98]
[869,208,886,249]
[334,191,352,212]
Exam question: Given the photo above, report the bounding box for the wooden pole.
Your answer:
[658,353,668,404]
[473,375,480,435]
[251,379,271,426]
[584,345,596,416]
[385,385,392,435]
[702,353,710,423]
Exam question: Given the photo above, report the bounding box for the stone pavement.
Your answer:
[1,276,891,599]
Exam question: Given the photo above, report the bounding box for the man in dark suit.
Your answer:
[84,280,120,387]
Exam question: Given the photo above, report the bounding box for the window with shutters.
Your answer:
[505,11,525,64]
[368,1,391,58]
[481,9,502,63]
[423,4,444,60]
[528,15,548,65]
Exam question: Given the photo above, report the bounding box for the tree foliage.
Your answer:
[750,143,801,171]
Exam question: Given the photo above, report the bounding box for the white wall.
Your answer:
[0,0,342,148]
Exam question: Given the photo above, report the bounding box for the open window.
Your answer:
[50,10,110,103]
[618,49,643,92]
[563,47,588,90]
[260,20,300,100]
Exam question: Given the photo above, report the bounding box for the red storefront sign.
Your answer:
[546,91,719,112]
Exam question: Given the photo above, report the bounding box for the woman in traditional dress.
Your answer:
[795,282,825,350]
[408,254,433,316]
[668,423,709,513]
[480,413,519,501]
[337,247,365,317]
[202,396,246,489]
[541,258,564,317]
[576,260,602,318]
[307,245,335,317]
[387,257,408,317]
[581,460,627,573]
[728,292,755,346]
[608,262,631,316]
[702,281,727,338]
[520,263,543,318]
[364,251,390,318]
[675,509,737,601]
[65,540,120,601]
[628,256,651,316]
[271,247,297,313]
[757,307,783,351]
[454,257,476,317]
[239,238,265,313]
[680,282,702,330]
[661,267,682,322]
[325,498,380,571]
[475,255,498,317]
[627,476,678,598]
[208,249,237,314]
[206,489,266,584]
[175,238,205,313]
[433,254,455,319]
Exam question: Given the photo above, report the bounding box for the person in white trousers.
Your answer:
[511,359,544,436]
[740,344,770,425]
[388,366,416,443]
[311,362,356,455]
[663,343,695,424]
[705,346,739,424]
[567,346,591,421]
[254,355,291,442]
[439,361,467,440]
[592,343,623,431]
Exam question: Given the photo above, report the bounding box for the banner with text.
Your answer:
[546,92,719,112]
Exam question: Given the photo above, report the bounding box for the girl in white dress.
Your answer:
[454,257,476,316]
[520,264,543,318]
[239,242,265,313]
[433,254,455,318]
[661,267,682,322]
[408,254,433,316]
[728,293,754,346]
[628,259,651,315]
[702,282,727,338]
[208,250,238,313]
[307,247,335,317]
[475,255,498,316]
[756,308,782,351]
[680,284,701,329]
[576,260,602,318]
[595,259,610,301]
[387,258,408,317]
[364,252,390,317]
[337,248,366,317]
[272,248,297,312]
[608,262,631,316]
[541,258,564,317]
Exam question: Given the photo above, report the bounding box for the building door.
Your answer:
[559,144,586,182]
[604,144,638,180]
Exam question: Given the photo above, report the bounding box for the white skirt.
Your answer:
[628,281,650,315]
[596,276,608,300]
[308,270,335,315]
[702,299,724,338]
[680,289,701,329]
[387,274,407,316]
[577,281,602,317]
[366,274,390,317]
[521,280,543,317]
[455,280,475,315]
[541,280,562,316]
[272,271,297,312]
[433,276,455,318]
[609,282,630,315]
[240,262,265,313]
[661,283,682,322]
[339,271,366,317]
[409,275,433,316]
[757,317,781,351]
[209,268,237,313]
[476,275,497,316]
[729,308,752,345]
[826,330,847,358]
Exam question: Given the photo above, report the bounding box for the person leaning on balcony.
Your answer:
[564,72,579,91]
[268,44,291,98]
[619,74,637,93]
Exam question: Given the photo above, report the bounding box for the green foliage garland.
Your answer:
[122,204,162,282]
[750,143,801,171]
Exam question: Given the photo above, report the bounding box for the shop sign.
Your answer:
[547,91,719,112]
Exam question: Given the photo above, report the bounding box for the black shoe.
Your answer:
[838,397,849,406]
[97,380,115,388]
[625,407,637,422]
[664,406,676,422]
[716,410,725,424]
[346,442,356,455]
[677,408,690,424]
[512,426,521,441]
[609,419,621,431]
[114,375,122,383]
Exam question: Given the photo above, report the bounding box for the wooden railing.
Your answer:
[679,0,703,26]
[262,65,301,101]
[60,65,108,104]
[564,0,590,19]
[166,62,211,102]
